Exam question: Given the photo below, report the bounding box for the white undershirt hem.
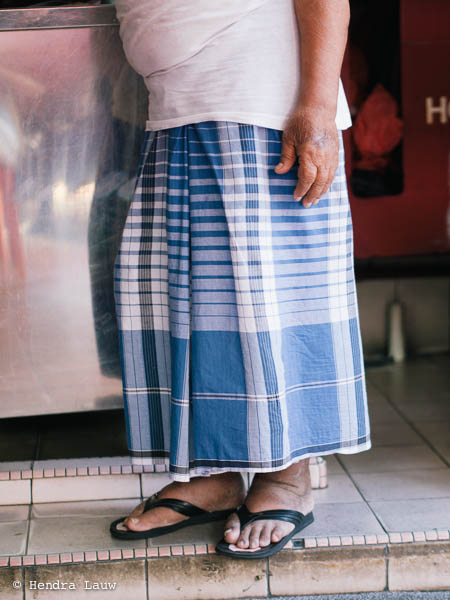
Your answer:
[145,111,352,132]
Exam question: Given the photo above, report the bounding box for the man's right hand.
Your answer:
[274,106,340,209]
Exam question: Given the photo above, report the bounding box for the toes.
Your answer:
[248,523,264,549]
[122,494,161,530]
[259,524,272,547]
[122,517,142,531]
[224,513,240,544]
[124,500,146,522]
[120,500,146,530]
[237,525,251,549]
[271,526,285,543]
[271,523,294,543]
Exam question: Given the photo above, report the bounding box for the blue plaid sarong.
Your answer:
[114,121,371,481]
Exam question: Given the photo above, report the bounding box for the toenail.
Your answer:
[129,518,139,524]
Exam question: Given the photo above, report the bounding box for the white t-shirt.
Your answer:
[115,0,353,131]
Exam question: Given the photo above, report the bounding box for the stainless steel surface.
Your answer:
[0,5,117,31]
[0,8,148,417]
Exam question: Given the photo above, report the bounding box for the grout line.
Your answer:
[145,552,149,600]
[23,498,33,557]
[140,470,151,600]
[385,541,389,591]
[333,454,389,534]
[368,373,450,469]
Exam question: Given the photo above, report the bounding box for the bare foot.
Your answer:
[223,459,314,551]
[117,471,246,533]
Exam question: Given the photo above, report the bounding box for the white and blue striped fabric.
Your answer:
[114,121,371,482]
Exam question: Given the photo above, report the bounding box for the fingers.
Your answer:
[311,162,339,205]
[294,159,317,203]
[295,160,338,208]
[274,139,296,174]
[274,132,339,207]
[300,165,330,207]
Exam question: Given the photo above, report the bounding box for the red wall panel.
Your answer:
[343,0,450,259]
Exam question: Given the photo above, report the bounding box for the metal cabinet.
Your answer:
[0,6,147,417]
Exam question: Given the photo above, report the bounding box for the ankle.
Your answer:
[252,465,312,498]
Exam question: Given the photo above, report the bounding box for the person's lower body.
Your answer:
[111,121,371,554]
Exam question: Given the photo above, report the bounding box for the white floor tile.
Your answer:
[27,515,145,554]
[0,480,31,506]
[0,505,29,522]
[294,502,385,537]
[428,441,450,464]
[369,421,425,447]
[0,521,28,555]
[351,468,450,501]
[413,421,450,462]
[141,473,175,498]
[32,474,140,503]
[339,445,446,473]
[368,360,450,408]
[367,398,405,426]
[313,474,364,503]
[428,353,450,372]
[369,497,450,531]
[322,454,346,475]
[365,379,389,404]
[397,399,450,423]
[31,498,141,519]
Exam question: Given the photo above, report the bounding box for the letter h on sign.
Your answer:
[425,96,449,124]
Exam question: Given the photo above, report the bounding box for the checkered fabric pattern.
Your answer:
[114,121,371,481]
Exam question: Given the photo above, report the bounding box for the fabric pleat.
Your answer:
[114,121,371,481]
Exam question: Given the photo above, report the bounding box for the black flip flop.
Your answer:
[110,492,237,540]
[215,504,314,559]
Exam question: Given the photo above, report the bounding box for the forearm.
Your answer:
[294,0,350,116]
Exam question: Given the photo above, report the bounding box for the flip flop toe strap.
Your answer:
[143,494,207,517]
[236,504,307,528]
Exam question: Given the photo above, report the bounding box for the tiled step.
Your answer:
[2,453,450,598]
[0,456,328,505]
[1,535,449,599]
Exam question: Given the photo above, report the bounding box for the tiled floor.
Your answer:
[0,354,449,559]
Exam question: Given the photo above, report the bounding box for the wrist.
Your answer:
[292,102,337,124]
[296,85,338,119]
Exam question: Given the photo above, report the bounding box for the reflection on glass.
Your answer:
[0,14,147,417]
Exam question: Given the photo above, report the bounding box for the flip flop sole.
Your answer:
[215,511,314,560]
[110,508,235,540]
